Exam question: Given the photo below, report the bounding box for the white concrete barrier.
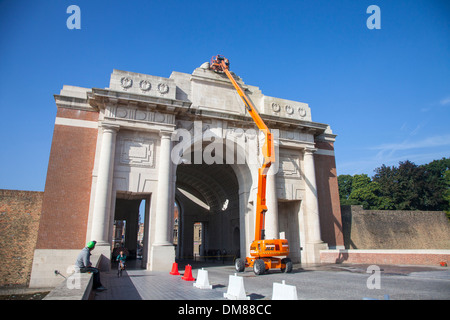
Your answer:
[272,280,298,300]
[224,273,250,300]
[193,268,212,289]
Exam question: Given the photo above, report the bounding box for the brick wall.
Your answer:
[314,141,344,248]
[341,205,450,249]
[35,108,98,250]
[0,190,43,286]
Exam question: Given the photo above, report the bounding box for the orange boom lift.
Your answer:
[210,55,292,275]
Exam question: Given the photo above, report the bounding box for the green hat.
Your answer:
[87,241,97,249]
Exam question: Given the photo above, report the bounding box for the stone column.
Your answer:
[150,130,175,270]
[264,173,279,239]
[90,123,119,270]
[303,148,328,263]
[91,123,119,246]
[303,148,321,243]
[153,130,173,245]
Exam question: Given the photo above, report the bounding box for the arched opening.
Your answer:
[170,126,257,264]
[175,162,240,263]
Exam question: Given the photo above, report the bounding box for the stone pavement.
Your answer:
[93,261,450,300]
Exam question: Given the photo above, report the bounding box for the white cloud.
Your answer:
[440,97,450,106]
[337,134,450,175]
[421,96,450,112]
[337,149,450,176]
[369,134,450,152]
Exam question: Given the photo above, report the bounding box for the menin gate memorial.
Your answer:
[30,62,343,287]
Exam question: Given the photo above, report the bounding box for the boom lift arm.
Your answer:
[210,55,274,241]
[210,55,291,275]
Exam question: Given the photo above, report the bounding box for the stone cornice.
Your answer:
[87,87,328,136]
[54,94,97,112]
[189,107,330,136]
[87,88,192,113]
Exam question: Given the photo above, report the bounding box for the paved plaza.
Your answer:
[94,260,450,300]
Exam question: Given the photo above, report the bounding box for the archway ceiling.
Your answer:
[176,164,239,213]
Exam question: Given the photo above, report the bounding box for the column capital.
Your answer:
[100,122,120,133]
[159,129,173,139]
[304,147,317,155]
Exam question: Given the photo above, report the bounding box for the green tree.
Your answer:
[347,174,382,210]
[374,160,428,210]
[420,158,450,211]
[372,164,397,209]
[337,174,354,205]
[372,158,450,211]
[338,158,450,211]
[394,160,422,210]
[443,168,450,219]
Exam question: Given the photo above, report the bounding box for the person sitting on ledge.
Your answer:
[74,240,107,291]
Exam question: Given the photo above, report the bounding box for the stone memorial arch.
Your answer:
[30,63,343,287]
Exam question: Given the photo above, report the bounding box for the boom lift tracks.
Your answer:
[210,55,292,275]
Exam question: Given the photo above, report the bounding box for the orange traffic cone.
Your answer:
[181,264,195,281]
[170,262,180,275]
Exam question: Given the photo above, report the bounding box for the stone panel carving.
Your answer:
[157,83,169,94]
[298,106,307,117]
[120,77,133,89]
[279,155,301,177]
[135,110,147,121]
[119,138,155,168]
[285,105,294,115]
[116,107,128,118]
[276,183,302,200]
[279,129,311,143]
[139,80,151,92]
[107,105,175,125]
[272,103,281,112]
[109,70,176,99]
[263,96,311,121]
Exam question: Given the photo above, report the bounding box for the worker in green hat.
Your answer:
[74,240,106,291]
[87,241,96,249]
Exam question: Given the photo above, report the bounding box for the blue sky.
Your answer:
[0,0,449,191]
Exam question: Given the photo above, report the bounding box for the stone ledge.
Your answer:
[43,254,103,300]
